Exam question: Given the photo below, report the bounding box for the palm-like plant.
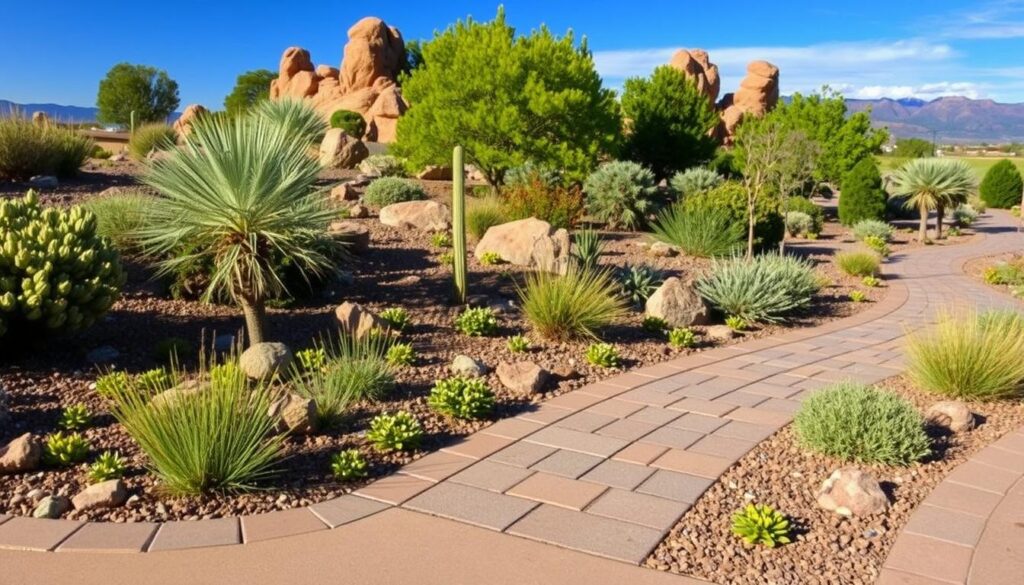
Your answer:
[891,158,977,242]
[140,115,341,344]
[252,98,327,146]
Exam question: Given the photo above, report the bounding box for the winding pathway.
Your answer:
[0,212,1021,585]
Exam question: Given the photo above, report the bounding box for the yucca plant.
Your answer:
[890,158,976,242]
[617,264,664,306]
[139,114,342,344]
[518,267,629,341]
[252,98,327,146]
[289,333,396,423]
[697,253,820,323]
[572,228,604,272]
[650,204,743,258]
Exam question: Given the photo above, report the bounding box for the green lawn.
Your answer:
[878,155,1024,178]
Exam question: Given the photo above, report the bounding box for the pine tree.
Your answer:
[838,157,887,226]
[979,160,1024,209]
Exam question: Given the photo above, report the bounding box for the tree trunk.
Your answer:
[747,200,756,259]
[935,203,944,240]
[240,296,267,346]
[918,205,929,243]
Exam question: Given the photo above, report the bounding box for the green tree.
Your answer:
[891,158,976,242]
[979,159,1024,209]
[767,87,888,186]
[224,69,276,117]
[620,66,719,179]
[391,8,620,188]
[893,138,934,159]
[96,63,180,125]
[838,158,887,226]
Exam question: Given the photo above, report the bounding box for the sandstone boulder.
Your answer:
[269,393,318,435]
[649,242,678,257]
[330,183,358,201]
[645,277,710,327]
[335,302,385,339]
[496,362,549,394]
[474,218,571,273]
[816,468,889,517]
[379,201,450,231]
[269,47,320,100]
[329,220,370,253]
[173,104,208,138]
[348,203,370,219]
[704,325,735,342]
[0,434,42,475]
[669,49,720,107]
[239,342,293,379]
[319,128,369,169]
[72,479,128,511]
[416,165,453,181]
[339,17,405,93]
[925,401,975,433]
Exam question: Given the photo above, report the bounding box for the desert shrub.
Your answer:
[669,167,722,198]
[466,197,509,239]
[0,192,124,340]
[519,267,628,340]
[617,264,664,305]
[668,327,696,348]
[253,98,326,146]
[696,253,820,323]
[838,157,887,225]
[785,211,814,237]
[984,260,1024,285]
[87,451,127,483]
[290,335,396,422]
[584,161,660,230]
[835,251,880,277]
[952,204,978,227]
[385,342,416,366]
[507,335,531,353]
[685,182,784,252]
[643,315,669,333]
[80,193,157,254]
[455,307,499,336]
[0,116,94,179]
[586,343,620,367]
[504,162,562,188]
[59,404,91,431]
[572,228,604,272]
[378,307,411,331]
[863,235,890,257]
[129,123,177,160]
[726,315,748,331]
[367,411,423,452]
[428,377,495,419]
[979,159,1023,209]
[784,196,825,234]
[330,449,369,481]
[710,149,741,179]
[502,177,584,230]
[732,504,791,548]
[906,310,1024,400]
[852,219,894,242]
[649,204,744,258]
[793,382,930,465]
[968,194,988,213]
[359,154,407,177]
[97,62,179,125]
[431,232,452,248]
[363,177,426,207]
[105,361,283,494]
[330,110,367,137]
[43,432,90,466]
[480,251,502,265]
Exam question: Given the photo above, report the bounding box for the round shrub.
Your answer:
[583,161,659,230]
[519,267,628,341]
[0,191,124,339]
[685,182,784,252]
[363,177,426,207]
[979,159,1023,209]
[696,253,820,324]
[669,167,722,198]
[838,157,887,226]
[358,154,407,177]
[129,123,177,161]
[793,381,930,466]
[785,211,814,237]
[466,198,509,239]
[852,219,894,242]
[329,109,367,138]
[784,196,824,234]
[428,377,495,419]
[504,162,562,189]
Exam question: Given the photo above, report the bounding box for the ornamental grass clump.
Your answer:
[696,253,820,324]
[649,204,744,259]
[466,197,509,240]
[906,310,1024,400]
[518,267,628,341]
[793,381,930,466]
[0,115,94,180]
[428,377,495,420]
[731,504,791,548]
[128,123,177,160]
[835,250,880,277]
[80,193,157,255]
[290,334,396,423]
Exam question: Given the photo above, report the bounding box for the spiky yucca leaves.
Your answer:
[890,158,977,242]
[252,98,327,146]
[650,204,744,258]
[81,193,158,255]
[518,267,629,341]
[140,115,341,343]
[696,253,820,324]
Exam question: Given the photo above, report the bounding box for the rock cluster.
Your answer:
[270,17,407,142]
[173,104,208,138]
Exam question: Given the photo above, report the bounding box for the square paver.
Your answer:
[585,399,645,419]
[618,387,680,407]
[544,391,605,410]
[481,417,545,440]
[241,508,327,543]
[884,533,973,583]
[147,518,241,551]
[488,441,557,468]
[595,418,658,441]
[670,413,727,434]
[715,391,769,408]
[450,460,535,492]
[724,406,792,427]
[57,522,158,553]
[971,445,1024,473]
[555,411,617,433]
[308,495,390,529]
[903,504,987,547]
[642,426,704,450]
[507,472,608,510]
[355,473,434,505]
[586,488,688,531]
[580,459,655,490]
[636,470,715,503]
[0,517,82,551]
[404,482,538,531]
[612,442,668,465]
[441,433,514,460]
[531,449,603,478]
[650,449,734,479]
[525,426,628,457]
[508,505,664,564]
[398,451,476,482]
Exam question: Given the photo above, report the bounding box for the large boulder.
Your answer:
[816,468,889,517]
[668,49,720,107]
[72,479,128,511]
[0,433,42,475]
[645,277,710,327]
[328,220,370,253]
[239,342,293,379]
[319,129,369,169]
[496,362,549,394]
[269,393,318,435]
[379,201,450,231]
[474,218,571,273]
[335,302,386,339]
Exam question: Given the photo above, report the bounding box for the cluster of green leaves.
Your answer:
[892,137,934,159]
[128,123,177,160]
[684,182,785,253]
[504,162,562,189]
[87,451,127,484]
[358,154,407,177]
[838,157,887,226]
[290,335,396,423]
[583,161,660,230]
[330,449,369,481]
[668,327,696,348]
[0,116,95,180]
[367,411,424,452]
[984,259,1024,286]
[59,404,91,431]
[863,235,890,257]
[835,250,880,277]
[428,377,495,419]
[852,219,894,242]
[454,307,500,336]
[586,343,620,368]
[784,197,825,235]
[979,159,1024,209]
[506,335,531,353]
[785,211,815,237]
[669,167,722,198]
[731,504,792,548]
[617,264,663,305]
[81,193,158,255]
[379,307,411,331]
[850,289,867,302]
[386,342,416,366]
[518,267,628,340]
[793,381,930,465]
[96,62,180,125]
[363,177,427,207]
[697,253,820,323]
[572,228,603,272]
[952,205,979,227]
[650,204,744,258]
[642,315,669,333]
[43,432,91,466]
[725,315,748,331]
[431,232,452,248]
[480,251,503,265]
[329,110,367,138]
[223,69,276,117]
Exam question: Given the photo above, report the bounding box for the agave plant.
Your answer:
[252,98,327,146]
[890,158,976,242]
[140,114,342,344]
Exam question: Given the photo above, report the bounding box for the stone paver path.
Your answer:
[0,211,1020,585]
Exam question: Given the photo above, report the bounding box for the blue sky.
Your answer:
[3,0,1024,107]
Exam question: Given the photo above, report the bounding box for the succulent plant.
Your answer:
[0,191,125,338]
[366,411,424,452]
[725,315,748,331]
[431,232,452,249]
[668,327,696,349]
[479,251,503,265]
[617,264,664,306]
[379,307,411,331]
[850,290,867,303]
[642,315,669,333]
[87,451,127,483]
[428,377,495,420]
[59,403,91,431]
[506,335,531,353]
[862,276,881,287]
[44,432,90,466]
[454,307,499,336]
[586,343,620,368]
[330,448,369,481]
[135,368,173,394]
[295,348,327,372]
[731,504,792,547]
[385,342,416,366]
[94,370,129,399]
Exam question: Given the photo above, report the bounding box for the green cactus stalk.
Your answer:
[452,145,468,304]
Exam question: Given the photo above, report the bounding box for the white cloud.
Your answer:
[852,82,983,100]
[936,0,1024,39]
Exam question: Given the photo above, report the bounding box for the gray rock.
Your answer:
[318,129,369,169]
[496,361,549,394]
[645,277,710,327]
[335,302,385,340]
[72,479,128,511]
[268,393,318,435]
[0,434,42,474]
[925,401,975,433]
[33,495,71,519]
[86,345,120,363]
[239,342,293,379]
[28,175,58,189]
[451,355,487,377]
[816,468,889,517]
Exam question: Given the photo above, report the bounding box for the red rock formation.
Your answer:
[668,49,720,107]
[269,17,407,143]
[173,104,209,138]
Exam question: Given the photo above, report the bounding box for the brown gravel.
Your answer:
[645,376,1024,585]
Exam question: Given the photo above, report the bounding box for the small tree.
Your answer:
[392,8,620,188]
[620,66,719,180]
[97,63,180,125]
[224,69,276,117]
[838,158,887,226]
[893,138,934,159]
[980,159,1024,209]
[891,158,976,242]
[775,130,820,251]
[734,116,786,258]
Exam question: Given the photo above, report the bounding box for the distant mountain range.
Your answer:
[3,95,1023,143]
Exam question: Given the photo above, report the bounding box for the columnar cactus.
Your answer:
[452,146,468,304]
[0,190,124,338]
